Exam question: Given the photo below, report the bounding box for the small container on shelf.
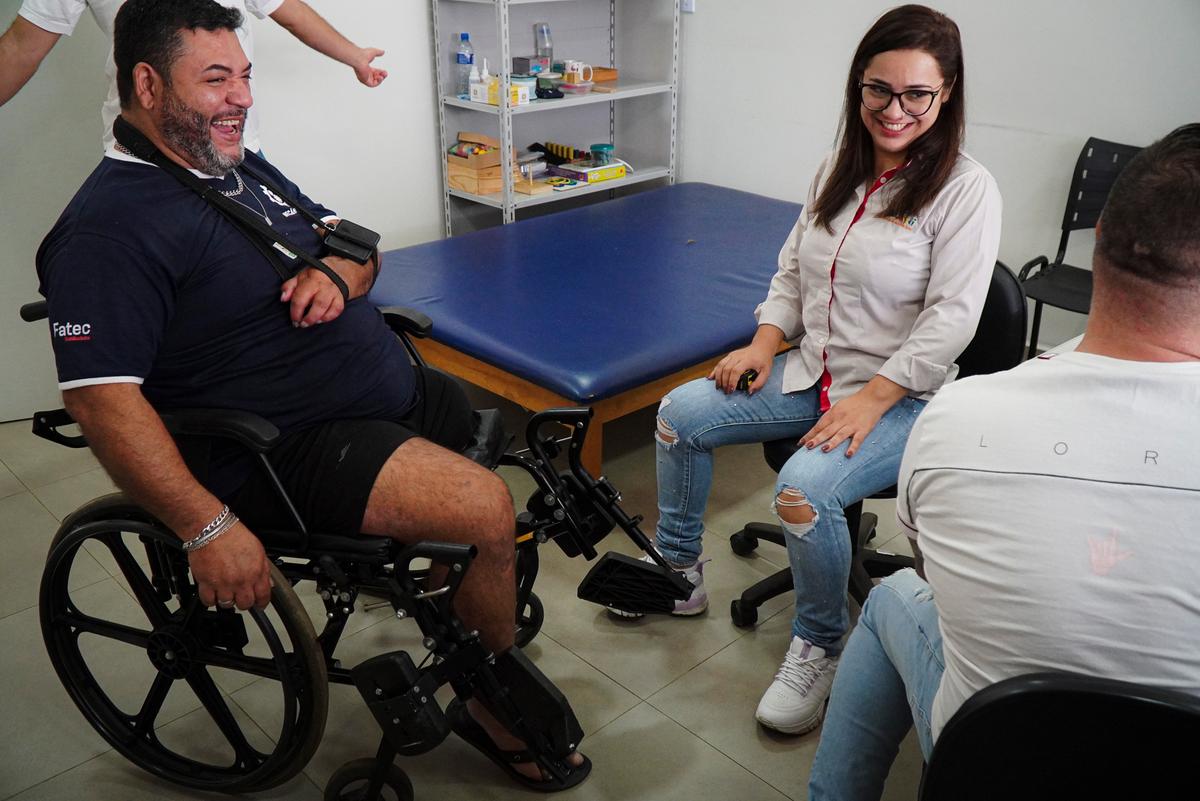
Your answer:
[590,143,614,165]
[559,81,593,95]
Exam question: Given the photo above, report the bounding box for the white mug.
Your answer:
[564,61,593,83]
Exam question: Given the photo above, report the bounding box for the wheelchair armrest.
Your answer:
[158,408,281,453]
[1018,255,1049,281]
[20,300,47,322]
[380,306,432,339]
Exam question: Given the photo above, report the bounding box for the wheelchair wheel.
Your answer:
[40,494,329,793]
[514,591,544,649]
[323,758,414,801]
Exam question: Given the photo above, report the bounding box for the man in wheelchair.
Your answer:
[34,0,588,791]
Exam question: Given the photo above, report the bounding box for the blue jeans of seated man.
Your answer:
[808,569,944,801]
[654,353,927,652]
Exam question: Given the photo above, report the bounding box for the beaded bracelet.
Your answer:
[182,505,239,552]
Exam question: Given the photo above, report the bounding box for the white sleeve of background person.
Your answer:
[18,0,90,35]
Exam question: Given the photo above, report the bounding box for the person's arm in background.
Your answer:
[0,15,62,106]
[269,0,387,87]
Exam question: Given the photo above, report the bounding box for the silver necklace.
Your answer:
[220,169,272,226]
[114,142,274,226]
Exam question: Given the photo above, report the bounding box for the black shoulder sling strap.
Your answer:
[113,115,353,300]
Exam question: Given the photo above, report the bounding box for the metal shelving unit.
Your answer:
[432,0,680,234]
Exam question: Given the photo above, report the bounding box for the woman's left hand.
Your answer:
[801,376,908,457]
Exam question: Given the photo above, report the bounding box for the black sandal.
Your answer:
[446,698,592,792]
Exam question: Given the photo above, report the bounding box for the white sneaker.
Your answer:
[755,636,839,734]
[607,553,708,618]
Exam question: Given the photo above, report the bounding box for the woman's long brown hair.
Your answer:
[811,5,966,233]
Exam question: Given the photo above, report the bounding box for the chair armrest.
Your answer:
[379,306,432,339]
[1018,255,1049,281]
[158,408,281,453]
[20,300,47,322]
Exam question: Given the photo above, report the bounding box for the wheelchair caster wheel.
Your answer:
[40,494,329,793]
[324,758,413,801]
[729,531,759,557]
[730,599,758,628]
[514,591,544,649]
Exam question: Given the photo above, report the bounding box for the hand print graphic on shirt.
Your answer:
[1088,531,1133,577]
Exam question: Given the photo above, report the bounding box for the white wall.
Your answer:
[676,0,1200,349]
[3,0,1198,419]
[0,0,109,420]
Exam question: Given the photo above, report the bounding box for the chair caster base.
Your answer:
[730,598,759,628]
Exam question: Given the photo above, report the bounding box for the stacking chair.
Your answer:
[919,672,1200,800]
[1019,136,1141,359]
[728,262,1026,627]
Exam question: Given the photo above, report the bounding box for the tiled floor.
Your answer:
[0,396,921,801]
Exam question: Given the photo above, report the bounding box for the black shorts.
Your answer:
[230,366,473,536]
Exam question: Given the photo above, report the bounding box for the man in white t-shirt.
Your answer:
[0,0,387,151]
[807,123,1200,801]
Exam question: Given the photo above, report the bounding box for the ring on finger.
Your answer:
[217,599,236,609]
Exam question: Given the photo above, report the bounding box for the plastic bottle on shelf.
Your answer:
[468,60,484,103]
[533,22,553,66]
[454,33,474,98]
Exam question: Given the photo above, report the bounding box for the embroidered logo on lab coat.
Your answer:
[881,213,919,232]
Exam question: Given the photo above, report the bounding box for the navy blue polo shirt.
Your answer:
[37,149,417,496]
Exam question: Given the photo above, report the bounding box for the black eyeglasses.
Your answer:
[858,81,943,117]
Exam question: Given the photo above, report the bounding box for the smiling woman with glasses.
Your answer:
[640,3,1002,764]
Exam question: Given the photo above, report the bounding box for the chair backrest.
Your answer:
[919,671,1200,801]
[1055,136,1142,262]
[956,261,1026,379]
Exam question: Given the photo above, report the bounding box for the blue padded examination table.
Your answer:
[370,182,803,471]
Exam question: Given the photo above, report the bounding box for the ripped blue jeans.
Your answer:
[809,569,944,801]
[654,353,926,651]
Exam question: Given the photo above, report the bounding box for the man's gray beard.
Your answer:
[160,91,244,177]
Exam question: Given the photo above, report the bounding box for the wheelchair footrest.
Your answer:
[352,651,449,756]
[487,648,584,761]
[576,551,693,614]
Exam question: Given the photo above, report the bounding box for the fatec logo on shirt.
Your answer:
[52,320,92,342]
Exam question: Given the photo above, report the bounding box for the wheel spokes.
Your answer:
[102,534,173,628]
[131,672,174,736]
[60,609,153,649]
[185,666,268,770]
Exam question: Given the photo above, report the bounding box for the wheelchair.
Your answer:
[22,301,692,800]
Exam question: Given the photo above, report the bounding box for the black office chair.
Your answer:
[728,261,1026,627]
[1019,136,1141,359]
[919,672,1200,800]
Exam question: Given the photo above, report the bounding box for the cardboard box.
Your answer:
[548,160,627,184]
[446,156,519,195]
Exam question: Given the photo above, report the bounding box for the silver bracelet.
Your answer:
[182,505,239,552]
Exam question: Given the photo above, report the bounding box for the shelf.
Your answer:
[448,166,672,209]
[443,81,673,115]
